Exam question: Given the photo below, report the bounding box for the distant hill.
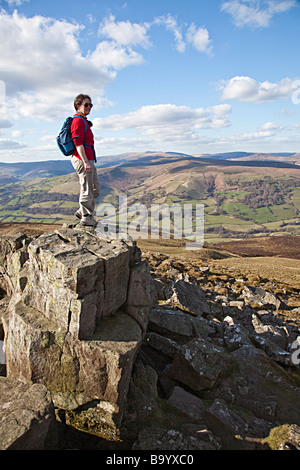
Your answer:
[0,160,73,183]
[0,152,300,241]
[0,152,193,182]
[99,150,300,168]
[1,150,299,183]
[195,151,300,166]
[226,152,300,166]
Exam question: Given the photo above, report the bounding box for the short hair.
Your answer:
[74,94,91,111]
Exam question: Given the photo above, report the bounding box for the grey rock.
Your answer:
[208,399,249,436]
[145,332,180,359]
[222,315,252,351]
[231,345,300,424]
[149,306,214,341]
[6,300,142,429]
[166,280,210,316]
[0,377,57,450]
[251,313,288,349]
[125,260,157,333]
[1,228,155,440]
[21,230,139,339]
[241,286,286,310]
[168,386,204,420]
[149,307,195,339]
[169,337,230,391]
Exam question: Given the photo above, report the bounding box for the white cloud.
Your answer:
[0,119,12,129]
[267,0,297,14]
[221,0,297,28]
[0,11,148,121]
[258,121,283,133]
[153,14,213,55]
[99,14,151,48]
[92,116,296,156]
[203,118,297,152]
[0,102,12,129]
[0,138,25,149]
[93,104,232,137]
[154,15,186,53]
[95,135,154,152]
[11,130,23,138]
[89,40,144,72]
[186,24,213,55]
[0,10,214,126]
[98,13,213,55]
[0,11,110,107]
[219,76,295,102]
[3,0,29,5]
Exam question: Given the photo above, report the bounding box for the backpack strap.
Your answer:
[73,114,88,134]
[72,115,95,160]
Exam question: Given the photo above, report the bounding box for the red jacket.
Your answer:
[71,115,96,161]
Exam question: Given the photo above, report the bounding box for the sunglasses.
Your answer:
[84,103,93,108]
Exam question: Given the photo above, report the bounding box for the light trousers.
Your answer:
[71,156,101,217]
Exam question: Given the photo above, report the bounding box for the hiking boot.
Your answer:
[80,215,98,227]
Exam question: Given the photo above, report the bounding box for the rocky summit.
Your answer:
[0,227,300,450]
[0,227,156,449]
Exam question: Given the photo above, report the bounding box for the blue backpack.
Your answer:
[56,114,87,156]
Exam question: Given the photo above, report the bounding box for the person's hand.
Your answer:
[84,161,92,172]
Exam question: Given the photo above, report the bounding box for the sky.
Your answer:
[0,0,300,163]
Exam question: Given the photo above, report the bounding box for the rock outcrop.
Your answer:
[0,229,300,450]
[0,227,156,444]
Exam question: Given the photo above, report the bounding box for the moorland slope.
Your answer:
[0,153,299,241]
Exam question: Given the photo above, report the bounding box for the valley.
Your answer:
[0,152,300,243]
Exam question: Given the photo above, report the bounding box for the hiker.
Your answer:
[71,94,101,227]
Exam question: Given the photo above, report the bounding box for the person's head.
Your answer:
[74,94,93,117]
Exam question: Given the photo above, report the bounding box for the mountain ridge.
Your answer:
[1,151,299,182]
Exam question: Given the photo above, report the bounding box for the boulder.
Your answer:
[205,344,300,425]
[251,313,287,346]
[241,286,286,310]
[208,399,250,437]
[6,300,143,436]
[144,332,180,359]
[222,315,252,351]
[169,337,230,391]
[165,280,210,316]
[20,229,141,339]
[2,228,300,450]
[0,377,57,450]
[148,306,214,342]
[0,296,9,337]
[168,386,204,420]
[149,307,195,340]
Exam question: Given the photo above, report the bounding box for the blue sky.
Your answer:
[0,0,299,163]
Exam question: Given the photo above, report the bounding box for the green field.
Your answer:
[0,160,299,240]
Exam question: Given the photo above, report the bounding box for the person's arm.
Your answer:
[75,145,92,172]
